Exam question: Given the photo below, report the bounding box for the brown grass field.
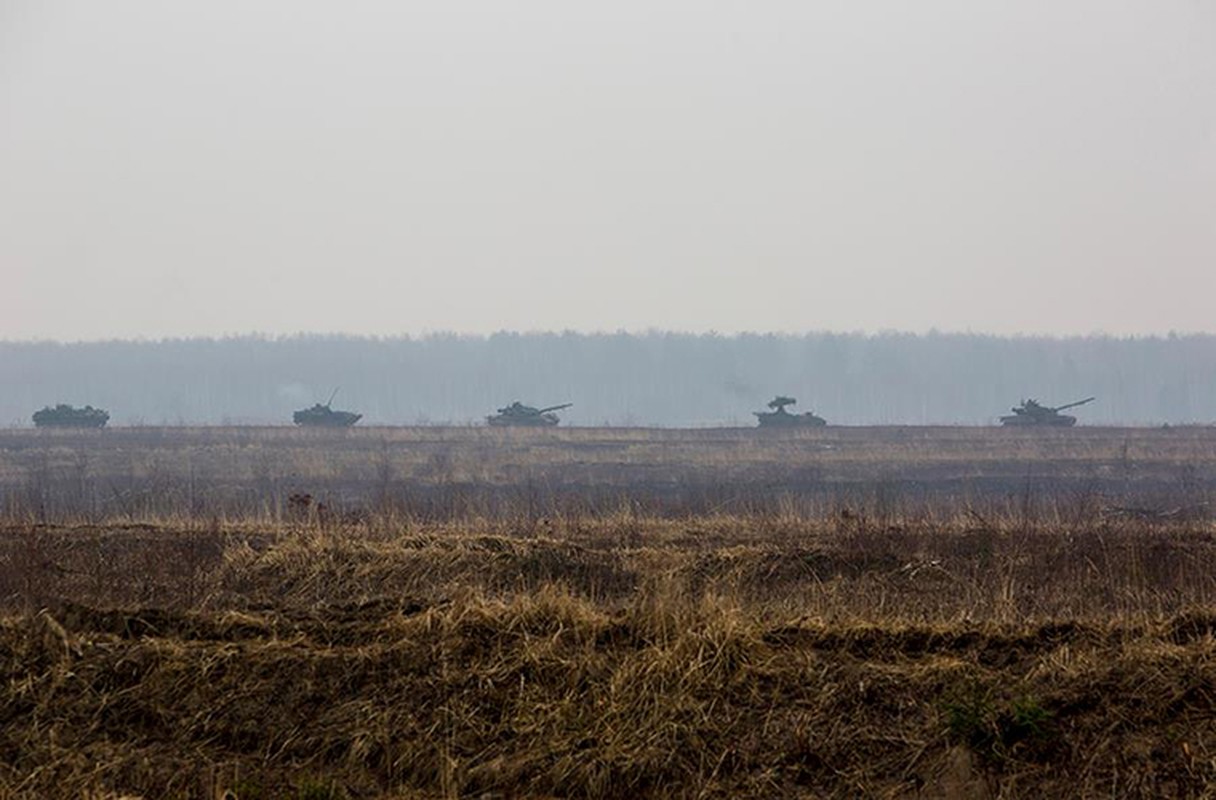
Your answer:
[1,426,1215,798]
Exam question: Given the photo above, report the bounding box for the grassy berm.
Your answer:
[2,511,1216,798]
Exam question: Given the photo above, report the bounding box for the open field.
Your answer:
[1,427,1215,798]
[2,425,1214,520]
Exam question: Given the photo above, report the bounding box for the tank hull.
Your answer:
[293,408,362,427]
[486,413,560,427]
[294,415,362,427]
[999,414,1077,427]
[32,406,109,428]
[754,411,827,428]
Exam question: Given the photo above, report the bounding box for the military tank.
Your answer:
[486,401,572,427]
[754,396,827,428]
[293,388,362,427]
[32,404,110,428]
[1000,397,1094,427]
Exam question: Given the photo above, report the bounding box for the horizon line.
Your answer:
[2,328,1214,346]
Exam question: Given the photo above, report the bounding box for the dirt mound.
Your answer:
[763,620,1103,670]
[51,598,434,647]
[213,534,639,610]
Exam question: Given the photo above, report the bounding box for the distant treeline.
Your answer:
[2,332,1214,426]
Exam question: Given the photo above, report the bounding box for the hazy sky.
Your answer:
[2,1,1214,341]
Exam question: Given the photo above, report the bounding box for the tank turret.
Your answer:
[1000,396,1094,427]
[293,388,362,427]
[486,401,572,427]
[753,396,827,428]
[32,404,110,428]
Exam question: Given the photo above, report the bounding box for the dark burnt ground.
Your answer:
[0,425,1213,520]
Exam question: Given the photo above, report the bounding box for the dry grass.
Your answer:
[1,509,1216,798]
[1,427,1214,796]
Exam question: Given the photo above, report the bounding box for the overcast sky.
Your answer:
[2,1,1214,341]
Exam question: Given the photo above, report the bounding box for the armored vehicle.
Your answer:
[1000,396,1094,427]
[754,396,827,428]
[32,404,110,428]
[486,401,572,427]
[293,388,362,427]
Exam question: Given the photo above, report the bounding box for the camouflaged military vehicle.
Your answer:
[1000,397,1094,427]
[486,401,572,427]
[32,404,110,428]
[293,388,362,427]
[754,396,827,428]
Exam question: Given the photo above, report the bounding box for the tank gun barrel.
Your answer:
[1053,396,1095,412]
[538,403,573,414]
[326,386,341,407]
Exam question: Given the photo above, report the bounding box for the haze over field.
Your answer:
[3,333,1214,427]
[3,1,1215,341]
